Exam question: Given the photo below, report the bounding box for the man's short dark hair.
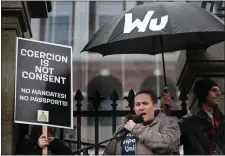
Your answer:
[135,89,157,104]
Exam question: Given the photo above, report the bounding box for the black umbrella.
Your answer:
[81,2,225,114]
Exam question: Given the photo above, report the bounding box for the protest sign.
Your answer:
[14,37,73,129]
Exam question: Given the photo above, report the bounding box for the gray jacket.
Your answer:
[103,112,181,155]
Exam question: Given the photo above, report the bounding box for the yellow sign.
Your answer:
[37,110,49,122]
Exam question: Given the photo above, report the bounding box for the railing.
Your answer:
[60,89,188,154]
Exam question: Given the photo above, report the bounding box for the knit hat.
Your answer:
[193,78,218,103]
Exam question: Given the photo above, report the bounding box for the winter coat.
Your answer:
[180,108,225,155]
[103,112,181,155]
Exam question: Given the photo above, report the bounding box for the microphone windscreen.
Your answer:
[127,114,133,119]
[132,115,143,123]
[125,114,133,122]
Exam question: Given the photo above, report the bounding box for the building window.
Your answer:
[89,1,125,38]
[40,1,74,46]
[48,16,70,45]
[98,15,114,28]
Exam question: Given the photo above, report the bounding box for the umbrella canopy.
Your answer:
[81,2,224,55]
[81,2,225,115]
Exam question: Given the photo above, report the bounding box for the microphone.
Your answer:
[115,115,143,136]
[73,115,143,154]
[133,115,144,123]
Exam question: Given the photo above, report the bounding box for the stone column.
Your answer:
[176,41,225,114]
[2,2,32,154]
[1,1,50,154]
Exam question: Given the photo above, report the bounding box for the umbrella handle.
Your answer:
[161,88,173,116]
[163,104,171,116]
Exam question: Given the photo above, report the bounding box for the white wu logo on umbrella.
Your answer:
[123,11,168,33]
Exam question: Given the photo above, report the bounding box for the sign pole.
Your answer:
[42,125,48,155]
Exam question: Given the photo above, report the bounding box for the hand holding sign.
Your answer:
[38,135,49,148]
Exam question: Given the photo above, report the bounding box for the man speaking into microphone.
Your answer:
[103,89,180,155]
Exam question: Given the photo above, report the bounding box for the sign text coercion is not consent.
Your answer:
[20,48,68,84]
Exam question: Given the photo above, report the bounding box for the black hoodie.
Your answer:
[16,125,73,155]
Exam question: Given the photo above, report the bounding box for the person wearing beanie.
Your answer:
[160,78,225,155]
[193,78,220,107]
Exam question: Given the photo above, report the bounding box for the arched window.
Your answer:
[87,75,123,125]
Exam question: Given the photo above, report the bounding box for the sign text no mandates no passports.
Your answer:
[14,37,73,129]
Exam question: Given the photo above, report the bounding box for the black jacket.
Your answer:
[180,109,225,155]
[16,134,73,155]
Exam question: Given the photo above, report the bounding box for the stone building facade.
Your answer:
[1,1,224,154]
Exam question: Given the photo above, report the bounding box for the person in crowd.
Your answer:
[103,89,181,155]
[161,78,225,155]
[16,125,73,155]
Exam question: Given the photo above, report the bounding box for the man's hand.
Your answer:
[124,120,136,132]
[38,135,49,148]
[160,93,173,107]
